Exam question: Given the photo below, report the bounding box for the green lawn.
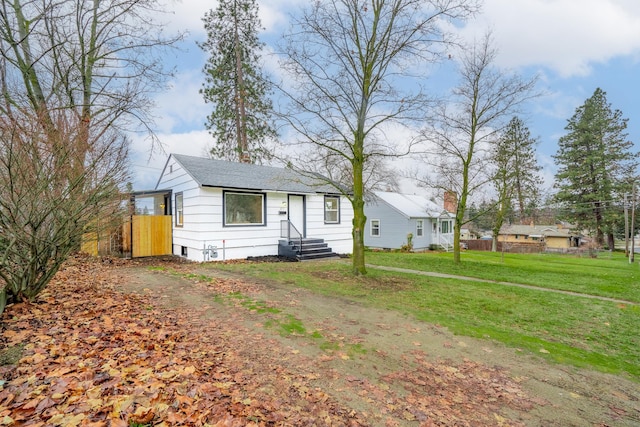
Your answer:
[367,250,640,303]
[203,251,640,380]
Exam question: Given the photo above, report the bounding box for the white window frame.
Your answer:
[416,219,424,237]
[175,192,183,227]
[324,195,340,224]
[223,191,266,226]
[370,219,380,237]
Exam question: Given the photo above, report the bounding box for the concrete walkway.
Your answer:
[366,264,639,306]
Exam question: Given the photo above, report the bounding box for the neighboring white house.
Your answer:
[155,154,353,262]
[364,191,455,250]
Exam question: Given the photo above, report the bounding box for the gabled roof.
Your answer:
[371,191,449,219]
[499,224,581,238]
[160,154,341,194]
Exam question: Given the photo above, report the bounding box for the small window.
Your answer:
[416,220,424,237]
[224,191,265,226]
[441,220,450,234]
[175,193,183,227]
[324,196,340,224]
[181,246,188,257]
[371,219,380,237]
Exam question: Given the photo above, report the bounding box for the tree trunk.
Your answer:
[352,206,366,275]
[351,151,367,275]
[0,288,6,316]
[594,201,604,247]
[453,199,464,263]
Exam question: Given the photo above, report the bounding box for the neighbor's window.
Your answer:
[371,219,380,236]
[416,220,424,237]
[175,193,183,227]
[324,196,340,224]
[224,191,265,226]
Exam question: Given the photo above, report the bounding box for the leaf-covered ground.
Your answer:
[0,256,637,426]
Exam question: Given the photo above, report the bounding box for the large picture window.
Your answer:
[224,191,265,226]
[324,196,340,224]
[175,193,183,227]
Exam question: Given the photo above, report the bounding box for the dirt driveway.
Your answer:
[114,259,639,426]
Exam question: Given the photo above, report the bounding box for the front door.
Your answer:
[288,195,305,238]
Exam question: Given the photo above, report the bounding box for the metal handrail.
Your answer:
[281,220,303,255]
[438,232,454,251]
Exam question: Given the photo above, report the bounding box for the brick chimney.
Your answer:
[444,191,457,213]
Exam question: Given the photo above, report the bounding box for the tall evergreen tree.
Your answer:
[496,118,542,214]
[200,0,276,163]
[553,88,638,248]
[490,117,542,250]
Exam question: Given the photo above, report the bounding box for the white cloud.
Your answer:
[163,0,304,37]
[537,152,557,195]
[162,0,213,36]
[153,68,209,133]
[459,0,640,77]
[130,129,212,189]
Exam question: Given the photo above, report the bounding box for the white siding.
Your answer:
[156,156,353,261]
[307,195,353,255]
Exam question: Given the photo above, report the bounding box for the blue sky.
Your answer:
[130,0,640,193]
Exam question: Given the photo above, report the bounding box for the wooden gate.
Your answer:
[123,215,173,258]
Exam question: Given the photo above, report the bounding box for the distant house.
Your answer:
[460,228,474,240]
[153,154,353,261]
[499,224,582,250]
[364,191,455,250]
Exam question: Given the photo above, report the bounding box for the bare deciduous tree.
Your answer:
[420,33,539,263]
[277,0,479,275]
[0,0,182,310]
[0,112,128,311]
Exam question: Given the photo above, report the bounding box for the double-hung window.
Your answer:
[416,219,424,237]
[371,219,380,237]
[175,193,183,227]
[224,191,265,226]
[324,196,340,224]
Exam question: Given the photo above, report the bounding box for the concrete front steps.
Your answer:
[278,238,339,261]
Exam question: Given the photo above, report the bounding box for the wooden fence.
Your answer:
[124,215,172,258]
[82,215,172,258]
[463,239,545,253]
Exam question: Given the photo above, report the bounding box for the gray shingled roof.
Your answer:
[169,154,341,194]
[372,191,450,218]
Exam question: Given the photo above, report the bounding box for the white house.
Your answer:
[364,191,455,250]
[155,154,353,261]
